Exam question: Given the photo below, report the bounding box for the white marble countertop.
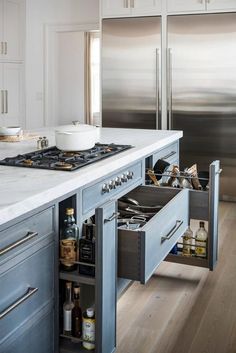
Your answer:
[0,127,182,226]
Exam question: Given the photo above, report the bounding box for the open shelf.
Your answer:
[59,270,95,286]
[60,337,95,353]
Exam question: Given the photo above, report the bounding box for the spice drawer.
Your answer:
[0,240,54,345]
[0,206,55,265]
[118,186,188,284]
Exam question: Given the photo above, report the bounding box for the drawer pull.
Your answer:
[104,212,120,223]
[161,220,183,243]
[161,151,176,160]
[0,231,38,256]
[0,287,38,319]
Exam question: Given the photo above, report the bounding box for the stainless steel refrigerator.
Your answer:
[102,14,236,201]
[167,14,236,201]
[102,17,161,129]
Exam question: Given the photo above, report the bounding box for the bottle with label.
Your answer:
[79,223,95,277]
[60,208,79,271]
[195,221,208,258]
[63,282,74,336]
[182,226,193,257]
[72,286,82,338]
[82,308,95,350]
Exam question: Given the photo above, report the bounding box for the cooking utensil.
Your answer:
[118,200,162,213]
[55,124,98,151]
[147,169,160,186]
[0,126,21,136]
[119,196,139,206]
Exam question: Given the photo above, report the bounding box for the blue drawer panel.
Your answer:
[0,241,54,345]
[0,206,55,265]
[118,186,189,284]
[82,161,143,214]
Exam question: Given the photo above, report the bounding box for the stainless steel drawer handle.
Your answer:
[104,212,120,223]
[161,220,183,243]
[0,231,38,256]
[161,151,176,160]
[0,287,38,319]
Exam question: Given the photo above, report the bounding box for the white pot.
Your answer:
[55,124,98,151]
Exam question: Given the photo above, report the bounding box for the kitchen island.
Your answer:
[0,127,219,353]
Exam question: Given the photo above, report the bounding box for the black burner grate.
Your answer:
[0,143,133,171]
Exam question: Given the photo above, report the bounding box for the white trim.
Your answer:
[44,22,99,127]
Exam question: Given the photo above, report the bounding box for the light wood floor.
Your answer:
[117,202,236,353]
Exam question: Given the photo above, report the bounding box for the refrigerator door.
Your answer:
[168,14,236,201]
[102,17,161,129]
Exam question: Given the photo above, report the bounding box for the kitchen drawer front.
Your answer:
[152,142,179,165]
[0,206,55,264]
[118,186,188,284]
[82,161,143,214]
[1,307,54,353]
[0,241,54,344]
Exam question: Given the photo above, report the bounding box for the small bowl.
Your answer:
[0,126,21,136]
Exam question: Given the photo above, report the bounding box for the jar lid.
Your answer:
[86,308,94,318]
[200,221,205,227]
[66,208,74,216]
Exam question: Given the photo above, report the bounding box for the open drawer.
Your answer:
[118,186,189,284]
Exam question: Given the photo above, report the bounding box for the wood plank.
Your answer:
[116,201,236,353]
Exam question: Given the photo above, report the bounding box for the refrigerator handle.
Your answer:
[156,48,161,129]
[167,48,173,130]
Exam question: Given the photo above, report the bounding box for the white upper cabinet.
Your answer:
[0,63,24,126]
[167,0,236,13]
[206,0,236,11]
[167,0,206,13]
[0,0,24,61]
[131,0,162,16]
[102,0,161,18]
[102,0,131,17]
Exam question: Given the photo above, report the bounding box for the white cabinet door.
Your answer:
[206,0,236,11]
[167,0,206,13]
[2,63,24,126]
[0,0,4,60]
[3,0,24,61]
[102,0,131,18]
[131,0,162,15]
[0,64,3,117]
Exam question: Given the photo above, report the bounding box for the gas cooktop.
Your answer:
[0,143,133,171]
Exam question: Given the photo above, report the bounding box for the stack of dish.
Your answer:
[0,126,21,136]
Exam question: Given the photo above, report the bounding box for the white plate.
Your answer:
[0,126,21,136]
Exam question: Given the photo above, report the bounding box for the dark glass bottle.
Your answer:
[79,223,95,277]
[60,208,79,271]
[72,286,82,338]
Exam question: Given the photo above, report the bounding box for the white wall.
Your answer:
[25,0,99,129]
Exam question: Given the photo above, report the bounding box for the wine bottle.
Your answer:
[60,208,79,271]
[72,286,82,338]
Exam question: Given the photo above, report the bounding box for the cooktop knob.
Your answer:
[115,177,122,186]
[109,180,116,190]
[127,171,134,179]
[121,174,128,182]
[102,183,110,194]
